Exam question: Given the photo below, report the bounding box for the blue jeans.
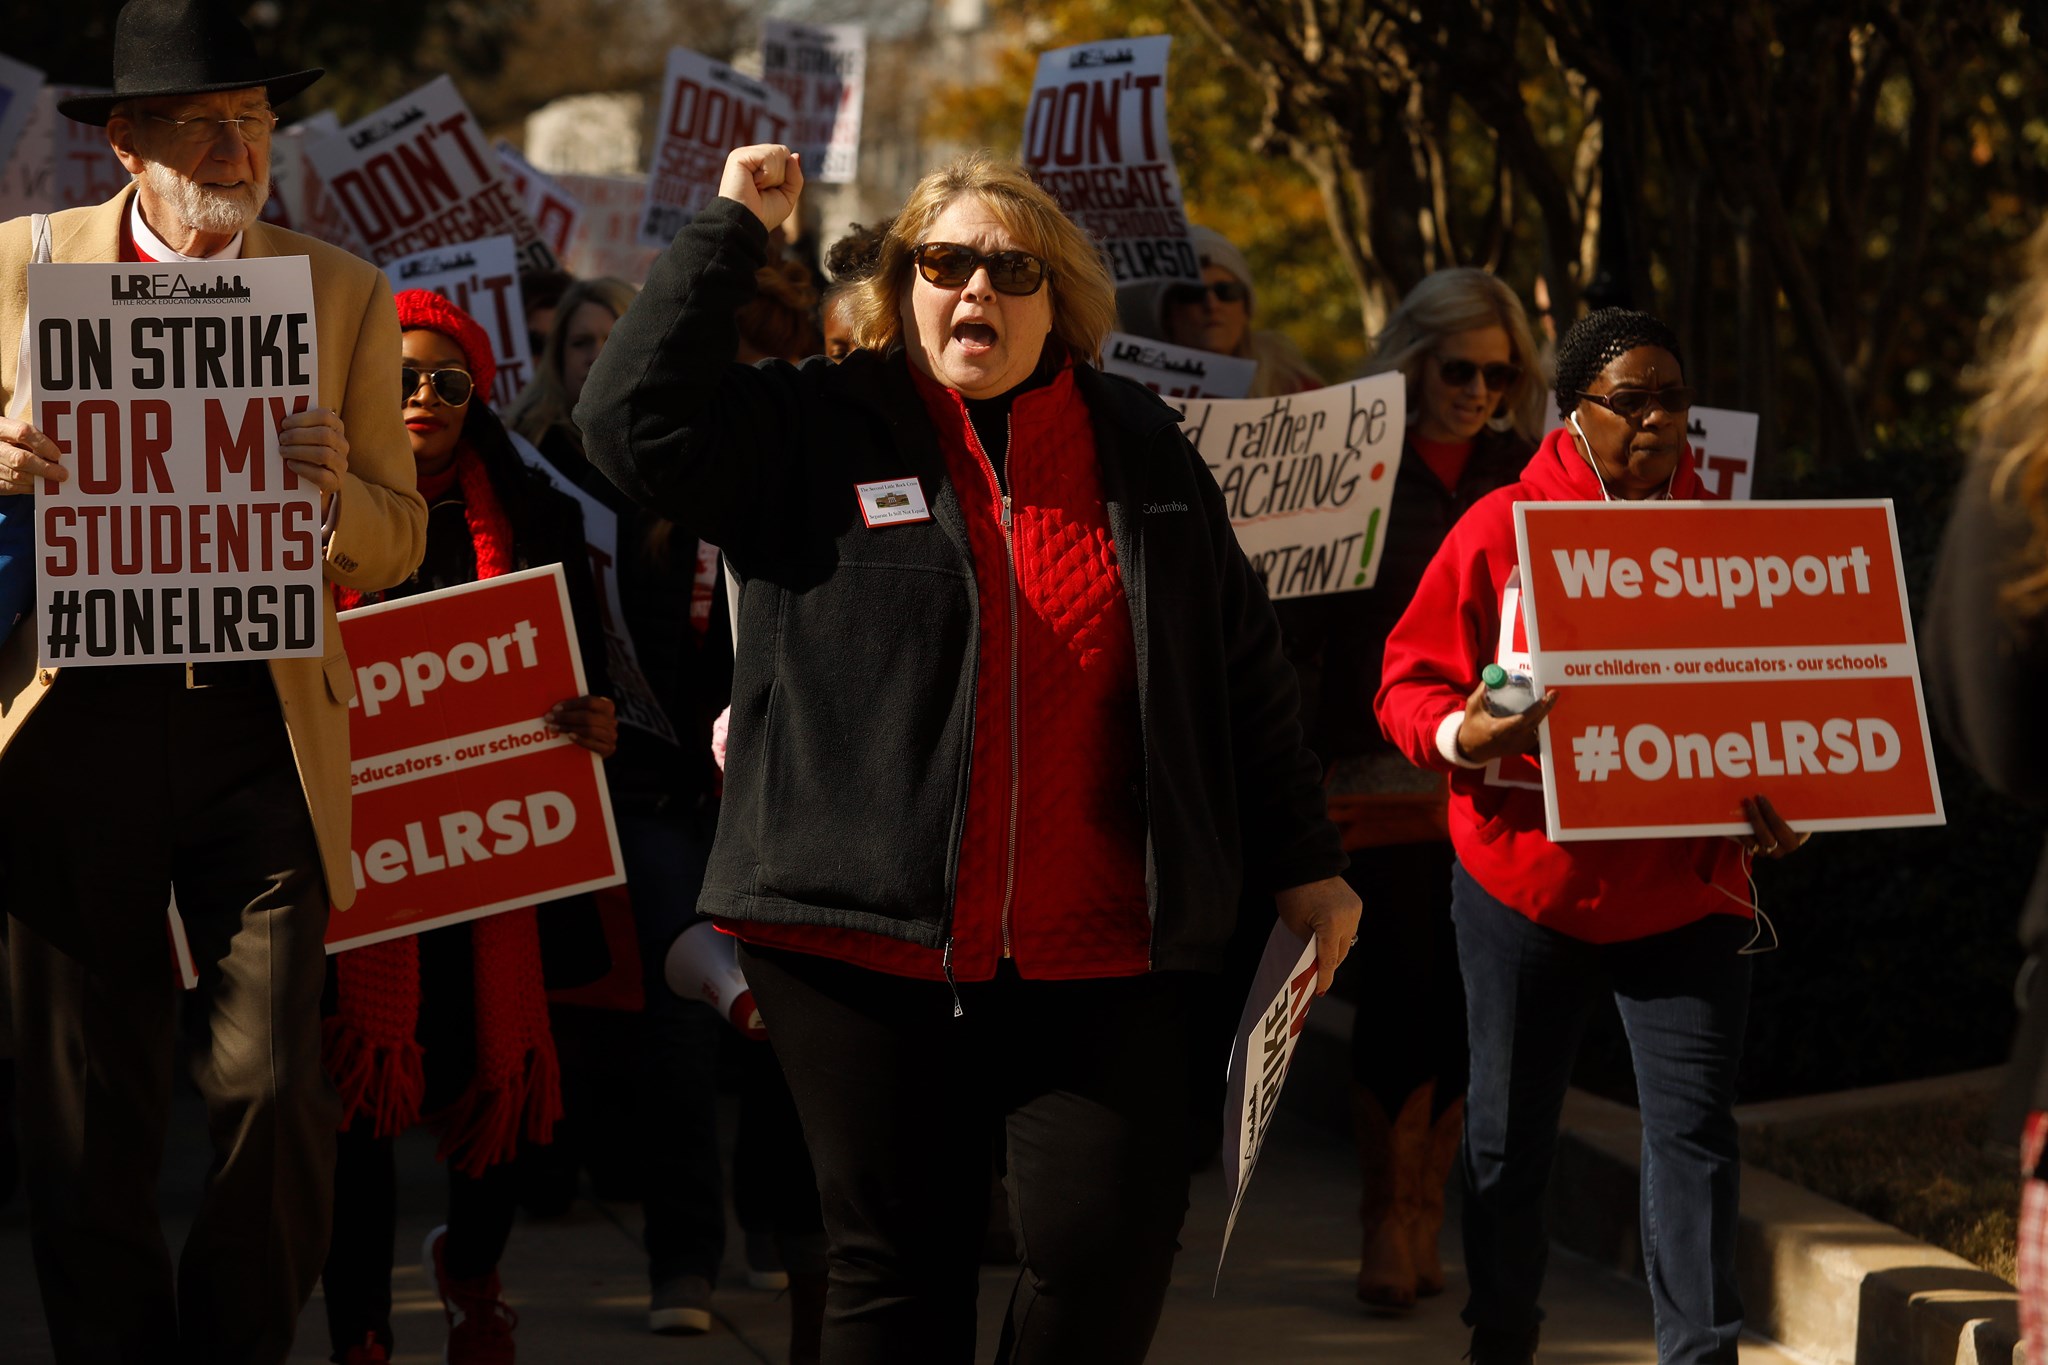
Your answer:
[617,804,728,1284]
[1453,862,1750,1364]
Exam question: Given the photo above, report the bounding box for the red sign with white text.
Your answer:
[325,565,623,952]
[1513,500,1944,841]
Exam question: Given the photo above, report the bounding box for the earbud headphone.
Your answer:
[1566,409,1612,503]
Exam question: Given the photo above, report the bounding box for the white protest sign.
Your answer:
[263,111,365,253]
[1688,406,1761,501]
[1218,920,1319,1281]
[28,258,323,667]
[1176,371,1405,599]
[0,82,57,221]
[385,236,532,408]
[1100,331,1256,399]
[1023,36,1199,286]
[0,54,45,177]
[0,85,126,218]
[640,49,793,249]
[511,431,679,744]
[308,77,558,273]
[494,141,583,264]
[761,21,866,185]
[54,87,129,211]
[557,173,661,283]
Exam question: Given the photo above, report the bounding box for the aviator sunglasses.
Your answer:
[402,365,476,407]
[1438,358,1523,393]
[910,242,1052,296]
[1578,385,1696,420]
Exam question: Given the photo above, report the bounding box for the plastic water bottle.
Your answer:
[664,922,768,1040]
[1482,663,1537,719]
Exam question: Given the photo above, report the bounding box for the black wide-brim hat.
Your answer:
[58,0,324,126]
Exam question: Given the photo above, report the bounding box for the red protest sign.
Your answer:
[326,565,624,952]
[1513,500,1944,841]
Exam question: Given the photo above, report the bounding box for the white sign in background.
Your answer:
[1100,330,1256,400]
[1023,36,1200,287]
[510,430,679,744]
[640,49,793,249]
[1687,406,1761,500]
[0,53,45,178]
[0,85,127,221]
[264,110,366,254]
[384,235,533,408]
[1175,371,1407,599]
[0,81,58,221]
[760,21,866,185]
[307,76,557,273]
[494,140,583,264]
[556,172,661,284]
[29,257,324,666]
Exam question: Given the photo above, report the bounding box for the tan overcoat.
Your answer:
[0,183,428,909]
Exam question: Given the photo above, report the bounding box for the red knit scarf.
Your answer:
[325,447,563,1175]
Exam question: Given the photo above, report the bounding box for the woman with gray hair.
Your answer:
[578,143,1359,1363]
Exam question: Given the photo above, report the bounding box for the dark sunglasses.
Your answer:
[402,365,475,407]
[1438,358,1522,393]
[1164,279,1250,309]
[910,242,1051,296]
[1579,385,1695,420]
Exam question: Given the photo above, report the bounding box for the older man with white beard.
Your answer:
[0,3,425,1361]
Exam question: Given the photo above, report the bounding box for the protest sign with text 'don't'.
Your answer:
[306,76,557,275]
[640,49,793,250]
[1023,36,1200,288]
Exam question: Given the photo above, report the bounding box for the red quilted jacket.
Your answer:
[734,361,1153,981]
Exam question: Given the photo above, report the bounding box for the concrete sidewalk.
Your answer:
[0,1090,1814,1363]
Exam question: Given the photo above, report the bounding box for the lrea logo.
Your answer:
[111,271,253,304]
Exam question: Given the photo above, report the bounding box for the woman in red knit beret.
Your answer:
[317,290,617,1365]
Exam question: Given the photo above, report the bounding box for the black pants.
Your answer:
[320,922,520,1360]
[320,1120,519,1360]
[1344,840,1467,1117]
[1,663,337,1365]
[741,946,1195,1365]
[733,1038,827,1273]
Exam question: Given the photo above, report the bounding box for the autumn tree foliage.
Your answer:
[946,0,2048,468]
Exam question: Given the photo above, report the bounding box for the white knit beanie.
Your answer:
[1186,225,1255,317]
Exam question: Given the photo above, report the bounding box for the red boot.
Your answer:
[423,1225,520,1364]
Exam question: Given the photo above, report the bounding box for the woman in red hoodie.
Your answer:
[1376,309,1805,1365]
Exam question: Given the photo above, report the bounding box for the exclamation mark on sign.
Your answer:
[1354,508,1381,586]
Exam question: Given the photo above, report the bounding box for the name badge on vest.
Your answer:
[855,478,932,528]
